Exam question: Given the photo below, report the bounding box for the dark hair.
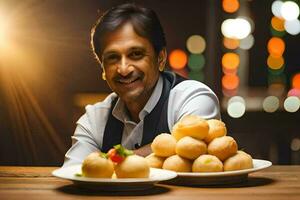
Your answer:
[91,3,166,63]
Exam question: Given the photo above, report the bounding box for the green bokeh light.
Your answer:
[268,65,285,75]
[188,70,205,82]
[188,54,205,71]
[270,26,286,37]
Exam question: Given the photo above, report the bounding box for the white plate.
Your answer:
[170,159,272,185]
[52,165,177,191]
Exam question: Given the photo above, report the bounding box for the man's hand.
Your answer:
[133,144,152,157]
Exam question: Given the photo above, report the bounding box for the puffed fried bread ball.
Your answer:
[208,136,238,161]
[81,152,114,178]
[172,115,209,141]
[162,155,192,172]
[224,150,253,171]
[151,133,176,157]
[145,153,165,168]
[204,119,227,143]
[192,154,223,172]
[114,155,150,178]
[175,136,207,160]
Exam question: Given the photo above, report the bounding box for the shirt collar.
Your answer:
[112,74,163,123]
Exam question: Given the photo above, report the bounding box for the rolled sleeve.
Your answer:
[62,116,100,167]
[168,80,221,129]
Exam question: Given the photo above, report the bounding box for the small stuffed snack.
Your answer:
[108,145,150,178]
[81,152,114,178]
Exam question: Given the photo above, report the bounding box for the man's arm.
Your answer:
[168,80,221,129]
[63,116,100,167]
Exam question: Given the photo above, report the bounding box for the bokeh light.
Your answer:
[189,71,204,82]
[222,0,240,13]
[267,55,284,70]
[239,34,254,50]
[271,16,285,32]
[186,35,206,54]
[284,19,300,35]
[267,37,285,57]
[284,96,300,112]
[263,96,280,113]
[169,49,187,70]
[268,66,285,76]
[268,83,285,97]
[292,73,300,89]
[222,52,240,70]
[223,37,240,50]
[280,1,300,21]
[188,54,205,71]
[221,18,251,39]
[270,26,286,37]
[222,67,238,75]
[291,138,300,151]
[222,74,239,90]
[227,96,246,118]
[288,88,300,97]
[272,0,284,18]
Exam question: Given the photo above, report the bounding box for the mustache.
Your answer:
[114,72,143,81]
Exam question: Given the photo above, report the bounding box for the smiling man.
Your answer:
[63,3,220,167]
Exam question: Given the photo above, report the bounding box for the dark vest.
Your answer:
[101,71,186,152]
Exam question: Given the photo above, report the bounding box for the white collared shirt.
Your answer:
[63,74,220,167]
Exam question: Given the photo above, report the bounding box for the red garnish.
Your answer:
[107,145,134,164]
[107,148,124,163]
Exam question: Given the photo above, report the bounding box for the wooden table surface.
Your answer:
[0,166,299,200]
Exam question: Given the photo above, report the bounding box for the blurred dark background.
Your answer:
[0,0,299,166]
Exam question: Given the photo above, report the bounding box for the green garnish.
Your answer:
[99,151,108,158]
[113,144,134,157]
[75,173,82,177]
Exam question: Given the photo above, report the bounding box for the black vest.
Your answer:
[101,71,186,152]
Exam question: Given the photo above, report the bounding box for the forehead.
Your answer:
[102,22,154,54]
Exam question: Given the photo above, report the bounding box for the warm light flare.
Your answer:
[0,13,11,49]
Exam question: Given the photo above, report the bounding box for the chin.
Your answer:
[119,88,144,102]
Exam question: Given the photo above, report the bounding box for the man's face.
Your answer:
[101,22,161,104]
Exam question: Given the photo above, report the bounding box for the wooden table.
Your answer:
[0,166,299,200]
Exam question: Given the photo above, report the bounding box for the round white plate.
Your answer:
[170,159,272,185]
[52,165,177,191]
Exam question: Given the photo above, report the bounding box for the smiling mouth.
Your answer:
[118,77,140,84]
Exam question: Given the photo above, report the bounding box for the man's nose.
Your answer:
[117,57,134,76]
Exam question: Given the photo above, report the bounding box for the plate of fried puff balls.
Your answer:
[52,114,272,188]
[146,115,272,185]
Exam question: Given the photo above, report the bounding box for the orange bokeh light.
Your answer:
[222,66,238,75]
[292,73,300,89]
[169,49,187,69]
[222,74,240,90]
[222,0,240,13]
[267,55,284,70]
[271,16,285,32]
[223,37,240,50]
[222,52,240,70]
[267,37,285,58]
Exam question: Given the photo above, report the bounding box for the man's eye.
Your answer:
[129,51,144,59]
[103,54,120,63]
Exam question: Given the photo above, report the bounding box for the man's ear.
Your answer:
[158,48,167,71]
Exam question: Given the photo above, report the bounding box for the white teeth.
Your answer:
[119,79,136,84]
